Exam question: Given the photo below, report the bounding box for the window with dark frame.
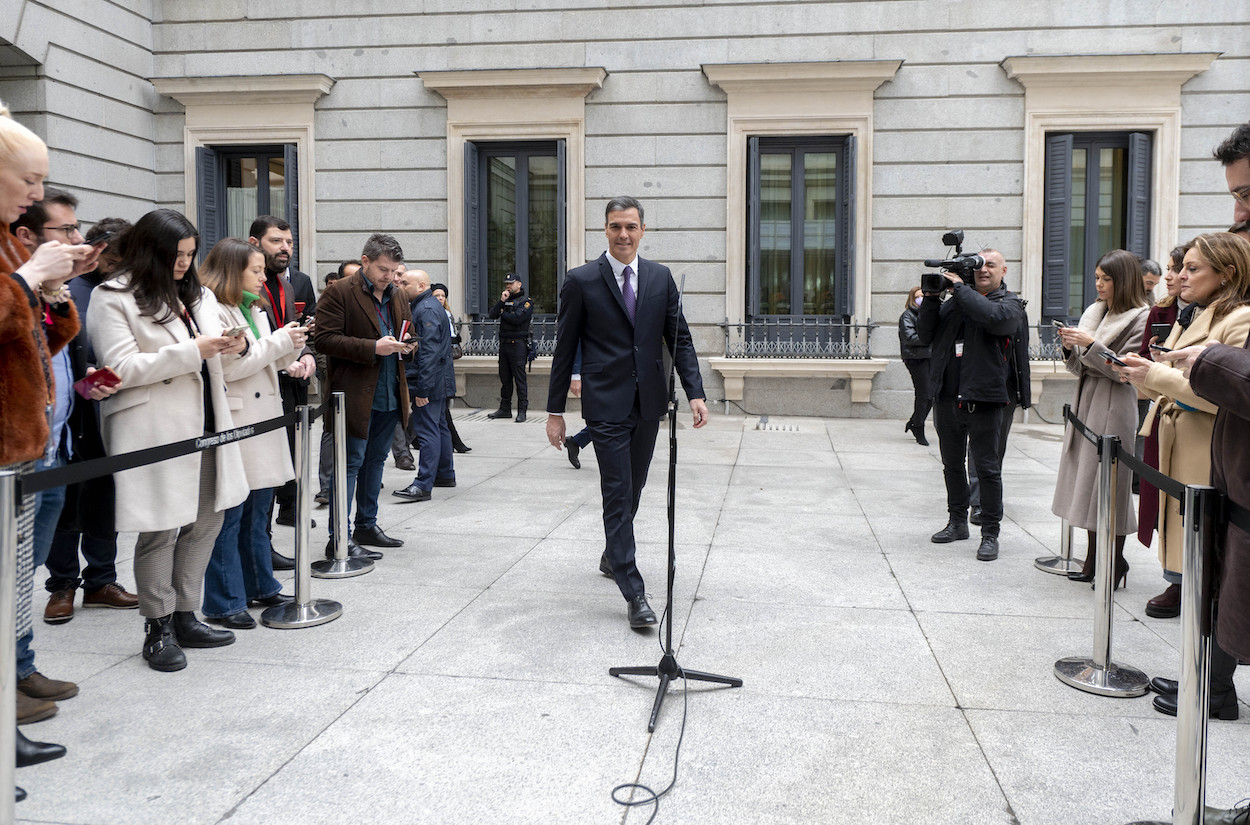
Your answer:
[1043,131,1152,322]
[463,139,566,319]
[195,144,300,266]
[746,135,855,350]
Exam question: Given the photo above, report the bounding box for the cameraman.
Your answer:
[916,248,1026,561]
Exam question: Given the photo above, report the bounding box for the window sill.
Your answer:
[708,357,888,404]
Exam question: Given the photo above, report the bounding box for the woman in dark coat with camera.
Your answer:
[898,286,931,445]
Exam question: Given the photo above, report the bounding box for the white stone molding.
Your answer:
[708,357,890,405]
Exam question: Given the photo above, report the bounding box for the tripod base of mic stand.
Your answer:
[610,653,742,732]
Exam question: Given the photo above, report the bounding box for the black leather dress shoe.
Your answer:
[209,611,257,630]
[931,521,970,543]
[173,611,236,648]
[271,549,295,571]
[567,440,581,469]
[1153,689,1240,720]
[16,728,66,767]
[486,407,512,419]
[1150,676,1178,695]
[275,507,296,527]
[248,593,293,608]
[325,538,382,562]
[628,595,657,629]
[433,477,457,488]
[599,552,613,578]
[353,524,404,547]
[394,455,415,471]
[453,442,471,453]
[970,506,983,526]
[976,536,999,561]
[15,786,25,803]
[392,482,432,502]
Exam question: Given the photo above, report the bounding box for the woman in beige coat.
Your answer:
[198,238,304,628]
[88,210,250,672]
[1118,232,1250,616]
[1050,249,1150,587]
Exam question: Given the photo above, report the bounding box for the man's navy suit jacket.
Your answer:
[547,252,704,423]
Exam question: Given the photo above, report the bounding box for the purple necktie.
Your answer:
[622,265,636,324]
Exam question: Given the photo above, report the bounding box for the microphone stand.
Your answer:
[609,275,742,732]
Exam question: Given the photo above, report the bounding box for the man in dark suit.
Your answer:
[546,196,709,629]
[248,215,317,549]
[313,234,414,560]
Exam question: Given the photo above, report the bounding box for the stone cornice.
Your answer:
[150,74,336,106]
[418,67,607,100]
[1001,53,1219,88]
[702,60,902,95]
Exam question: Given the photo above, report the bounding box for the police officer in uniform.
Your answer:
[486,273,533,422]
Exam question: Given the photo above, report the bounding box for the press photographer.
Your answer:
[916,231,1026,562]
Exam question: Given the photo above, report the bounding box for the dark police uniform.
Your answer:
[487,276,533,421]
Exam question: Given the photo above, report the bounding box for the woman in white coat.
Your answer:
[198,238,305,628]
[88,210,251,672]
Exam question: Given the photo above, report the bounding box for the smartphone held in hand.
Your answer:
[73,367,121,398]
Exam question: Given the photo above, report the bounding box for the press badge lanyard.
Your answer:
[263,276,286,327]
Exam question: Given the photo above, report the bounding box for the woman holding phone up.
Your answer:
[88,210,251,672]
[198,238,307,628]
[1050,249,1151,586]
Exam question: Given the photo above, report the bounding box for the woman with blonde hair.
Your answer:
[1051,249,1151,585]
[198,238,306,628]
[898,286,931,445]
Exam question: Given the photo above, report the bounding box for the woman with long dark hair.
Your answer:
[1051,249,1151,586]
[198,238,304,628]
[898,286,931,445]
[88,209,251,671]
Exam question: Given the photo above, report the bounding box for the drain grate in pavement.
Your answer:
[754,416,800,432]
[455,409,545,424]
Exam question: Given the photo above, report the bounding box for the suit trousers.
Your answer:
[587,394,660,602]
[46,527,120,594]
[133,449,223,618]
[411,399,454,491]
[934,400,1004,531]
[968,402,1016,509]
[497,339,528,409]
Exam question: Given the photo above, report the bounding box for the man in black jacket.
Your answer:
[916,249,1025,561]
[486,273,533,422]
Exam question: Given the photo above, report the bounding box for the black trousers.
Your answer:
[934,400,1004,531]
[45,528,119,593]
[587,394,660,602]
[903,359,932,429]
[274,373,309,510]
[497,338,528,409]
[969,402,1016,509]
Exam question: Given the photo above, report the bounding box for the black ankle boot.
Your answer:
[931,519,970,543]
[486,404,511,419]
[142,615,187,672]
[16,728,66,767]
[976,526,1000,561]
[515,407,527,423]
[172,610,236,648]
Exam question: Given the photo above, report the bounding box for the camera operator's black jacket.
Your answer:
[915,282,1025,405]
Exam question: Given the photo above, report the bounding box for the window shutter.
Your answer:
[1126,131,1152,260]
[836,135,856,321]
[284,143,300,270]
[556,138,567,296]
[464,141,481,315]
[1042,133,1073,318]
[746,136,760,318]
[195,146,221,262]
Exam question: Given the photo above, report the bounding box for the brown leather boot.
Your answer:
[16,692,56,725]
[1146,583,1181,618]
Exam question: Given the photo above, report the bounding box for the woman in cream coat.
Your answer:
[87,209,250,672]
[198,238,304,628]
[1118,232,1250,617]
[1051,249,1150,587]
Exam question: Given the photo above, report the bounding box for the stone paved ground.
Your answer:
[13,411,1250,825]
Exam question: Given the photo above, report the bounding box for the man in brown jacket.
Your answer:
[313,234,414,560]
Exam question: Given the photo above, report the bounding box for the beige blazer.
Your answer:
[217,301,296,491]
[87,281,249,533]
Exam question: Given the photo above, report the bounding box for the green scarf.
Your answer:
[239,291,262,340]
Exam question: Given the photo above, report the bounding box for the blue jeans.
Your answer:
[202,488,282,618]
[18,455,67,680]
[330,408,399,538]
[410,399,454,491]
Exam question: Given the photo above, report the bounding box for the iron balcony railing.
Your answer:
[1030,322,1065,361]
[718,316,879,359]
[459,317,558,357]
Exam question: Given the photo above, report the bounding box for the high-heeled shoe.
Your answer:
[904,421,929,446]
[1091,559,1129,591]
[1067,550,1095,583]
[453,442,471,454]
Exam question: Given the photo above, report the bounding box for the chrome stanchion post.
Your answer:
[312,392,372,578]
[1036,517,1082,575]
[262,405,343,628]
[1,473,17,821]
[1174,485,1218,825]
[1055,434,1149,697]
